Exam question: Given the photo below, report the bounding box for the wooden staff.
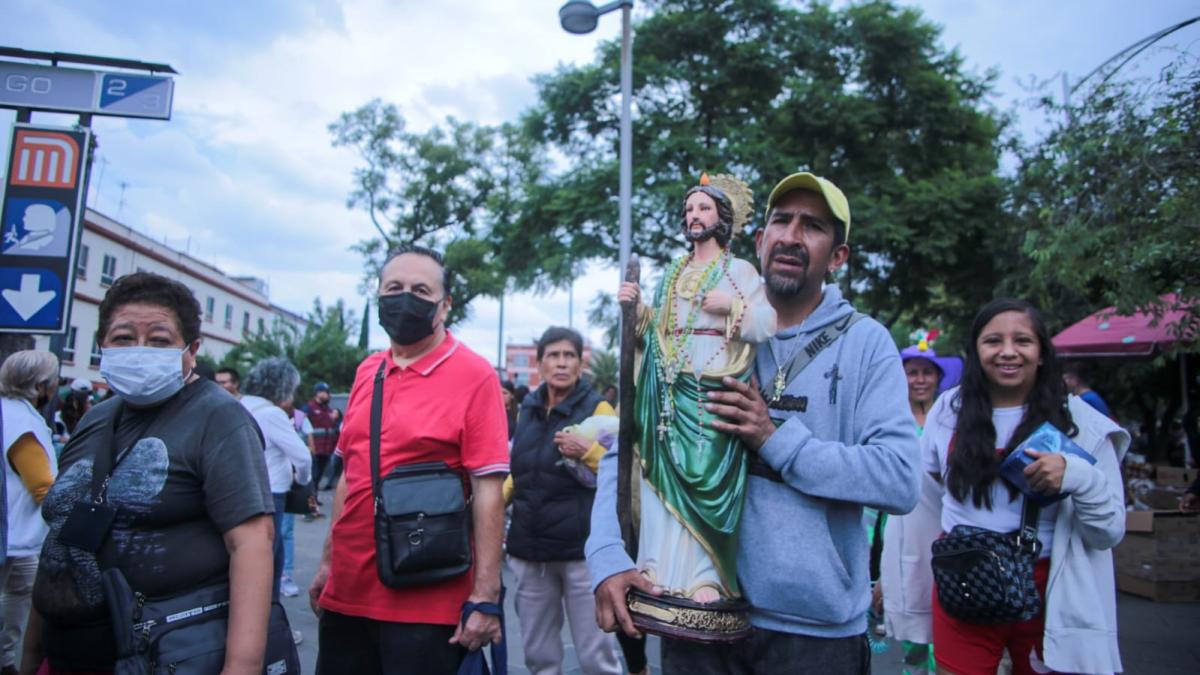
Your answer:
[617,255,641,558]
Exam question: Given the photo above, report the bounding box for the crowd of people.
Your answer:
[0,168,1180,675]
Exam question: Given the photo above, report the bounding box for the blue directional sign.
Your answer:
[99,72,173,119]
[0,124,90,333]
[0,62,173,120]
[0,268,64,329]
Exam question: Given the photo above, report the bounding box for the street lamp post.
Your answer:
[559,0,634,302]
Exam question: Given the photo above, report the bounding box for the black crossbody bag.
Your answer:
[370,359,473,588]
[930,497,1043,624]
[58,401,300,674]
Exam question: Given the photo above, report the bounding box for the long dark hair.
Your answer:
[947,298,1076,508]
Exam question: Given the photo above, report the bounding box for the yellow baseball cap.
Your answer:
[765,172,851,242]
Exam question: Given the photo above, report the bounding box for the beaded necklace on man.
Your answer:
[652,249,733,448]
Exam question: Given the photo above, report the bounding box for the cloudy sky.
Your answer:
[2,0,1196,364]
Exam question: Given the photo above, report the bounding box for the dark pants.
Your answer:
[617,632,648,673]
[662,628,870,675]
[316,610,465,675]
[311,453,334,489]
[320,455,343,490]
[271,492,286,602]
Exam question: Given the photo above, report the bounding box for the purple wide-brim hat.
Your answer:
[899,345,963,395]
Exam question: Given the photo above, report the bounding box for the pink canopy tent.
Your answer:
[1053,294,1194,357]
[1054,294,1196,464]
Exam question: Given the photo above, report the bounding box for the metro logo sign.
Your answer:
[9,129,81,189]
[0,123,90,333]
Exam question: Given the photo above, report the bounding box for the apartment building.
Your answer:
[32,208,305,387]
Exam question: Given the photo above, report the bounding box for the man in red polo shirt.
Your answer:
[309,245,509,674]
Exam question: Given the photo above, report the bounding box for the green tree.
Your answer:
[290,299,369,394]
[359,298,370,350]
[587,291,619,351]
[588,348,618,393]
[329,100,506,324]
[1001,52,1199,453]
[515,0,1008,333]
[219,319,298,375]
[219,299,368,397]
[1010,52,1199,340]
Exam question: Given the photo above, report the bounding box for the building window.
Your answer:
[100,255,117,286]
[242,311,250,333]
[257,317,265,336]
[75,245,89,279]
[512,354,529,368]
[89,339,102,368]
[224,304,233,329]
[62,326,77,363]
[205,297,215,323]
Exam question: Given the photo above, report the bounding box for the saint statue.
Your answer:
[619,173,776,605]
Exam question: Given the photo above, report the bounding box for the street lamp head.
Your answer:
[559,1,600,34]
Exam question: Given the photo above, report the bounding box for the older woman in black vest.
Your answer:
[505,327,622,675]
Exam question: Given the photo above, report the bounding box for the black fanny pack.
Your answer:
[930,498,1043,624]
[102,568,300,674]
[369,360,473,588]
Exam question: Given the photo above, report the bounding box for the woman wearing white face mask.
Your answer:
[22,272,279,675]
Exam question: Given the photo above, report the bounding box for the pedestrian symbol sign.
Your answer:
[3,198,72,257]
[0,124,89,333]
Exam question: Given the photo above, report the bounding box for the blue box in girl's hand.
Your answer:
[1000,422,1097,506]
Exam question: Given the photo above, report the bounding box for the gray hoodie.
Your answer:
[587,285,920,637]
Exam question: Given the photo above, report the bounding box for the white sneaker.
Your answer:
[280,574,300,598]
[291,629,303,646]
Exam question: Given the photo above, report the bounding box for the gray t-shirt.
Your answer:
[34,378,272,667]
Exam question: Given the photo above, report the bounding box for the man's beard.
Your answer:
[764,243,811,297]
[683,221,729,244]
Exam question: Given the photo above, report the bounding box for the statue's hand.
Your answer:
[701,290,733,316]
[618,281,640,306]
[595,570,662,638]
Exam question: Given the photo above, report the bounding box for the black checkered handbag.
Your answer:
[930,499,1043,624]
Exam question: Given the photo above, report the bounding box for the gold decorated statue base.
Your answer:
[627,589,753,643]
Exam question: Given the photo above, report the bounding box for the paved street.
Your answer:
[286,500,1199,673]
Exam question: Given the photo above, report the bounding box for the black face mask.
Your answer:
[378,292,442,346]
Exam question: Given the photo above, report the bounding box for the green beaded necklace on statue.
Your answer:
[652,249,730,442]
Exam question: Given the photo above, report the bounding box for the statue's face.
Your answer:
[683,190,731,246]
[684,191,720,237]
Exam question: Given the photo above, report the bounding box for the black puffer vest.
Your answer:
[506,380,604,562]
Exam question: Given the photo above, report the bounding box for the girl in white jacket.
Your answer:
[918,299,1128,675]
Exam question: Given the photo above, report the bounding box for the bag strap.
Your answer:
[368,357,472,506]
[763,312,866,402]
[456,587,507,675]
[1018,497,1041,553]
[90,402,126,505]
[946,431,1041,553]
[369,358,389,513]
